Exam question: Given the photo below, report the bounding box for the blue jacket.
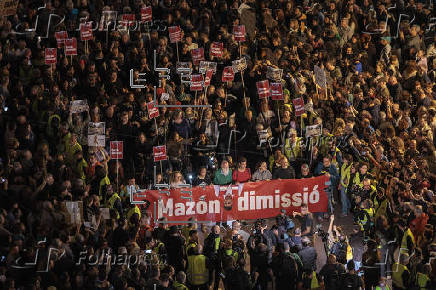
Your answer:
[315,163,339,187]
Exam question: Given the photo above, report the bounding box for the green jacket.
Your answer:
[213,169,233,185]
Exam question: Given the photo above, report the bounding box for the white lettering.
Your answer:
[186,202,195,215]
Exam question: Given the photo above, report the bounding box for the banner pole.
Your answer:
[154,117,163,176]
[176,41,179,62]
[224,83,228,108]
[300,115,303,137]
[239,41,246,100]
[116,161,119,193]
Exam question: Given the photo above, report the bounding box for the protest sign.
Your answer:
[168,26,182,43]
[147,101,160,119]
[210,42,223,57]
[0,0,18,16]
[204,70,213,87]
[306,124,323,138]
[110,141,124,159]
[153,146,167,162]
[99,10,118,31]
[292,98,305,117]
[199,61,217,74]
[233,25,246,42]
[45,48,57,65]
[55,31,68,48]
[190,74,204,91]
[266,66,283,81]
[88,122,105,146]
[191,48,204,65]
[222,66,235,82]
[270,83,284,100]
[65,38,77,56]
[232,58,247,73]
[141,6,152,22]
[314,65,327,89]
[80,22,93,41]
[70,100,89,113]
[257,80,270,99]
[133,176,329,223]
[122,14,136,25]
[64,201,83,225]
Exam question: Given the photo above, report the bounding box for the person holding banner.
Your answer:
[232,157,251,185]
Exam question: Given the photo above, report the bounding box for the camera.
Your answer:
[315,224,329,242]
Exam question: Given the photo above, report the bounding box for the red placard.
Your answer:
[65,38,77,56]
[210,42,223,57]
[122,14,136,27]
[191,48,204,66]
[292,97,305,116]
[204,69,213,87]
[110,141,124,159]
[153,145,167,162]
[222,66,234,82]
[80,22,93,41]
[55,31,68,48]
[133,175,329,224]
[45,48,57,65]
[270,83,284,100]
[141,6,152,22]
[147,101,160,119]
[168,26,182,43]
[190,74,204,91]
[233,25,246,42]
[257,80,270,99]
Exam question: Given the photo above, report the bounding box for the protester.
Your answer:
[0,0,435,289]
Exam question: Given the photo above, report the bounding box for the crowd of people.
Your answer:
[0,0,436,289]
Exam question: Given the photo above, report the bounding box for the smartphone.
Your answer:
[145,249,152,254]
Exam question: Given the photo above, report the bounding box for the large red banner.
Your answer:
[133,176,328,223]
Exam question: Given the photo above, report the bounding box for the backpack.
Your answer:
[341,273,360,290]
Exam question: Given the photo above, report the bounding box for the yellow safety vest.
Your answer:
[303,271,320,289]
[392,263,408,289]
[186,241,198,255]
[340,163,352,187]
[106,193,121,219]
[375,198,388,220]
[187,255,209,285]
[225,249,238,262]
[173,281,189,290]
[331,147,341,171]
[99,176,111,199]
[214,237,221,252]
[127,205,141,226]
[375,285,391,290]
[284,137,303,161]
[358,208,375,231]
[400,228,415,254]
[416,272,430,289]
[346,243,353,261]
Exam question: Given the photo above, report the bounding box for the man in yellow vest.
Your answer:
[392,253,411,290]
[105,184,123,220]
[375,276,391,290]
[186,245,209,290]
[173,271,189,290]
[373,189,392,221]
[339,154,353,217]
[400,226,415,255]
[126,204,141,228]
[415,264,431,290]
[284,128,303,165]
[186,229,199,256]
[356,199,375,234]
